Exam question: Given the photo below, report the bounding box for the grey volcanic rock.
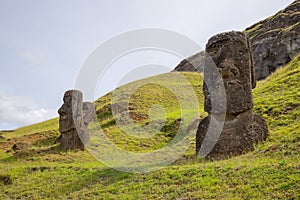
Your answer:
[174,1,300,80]
[196,111,268,159]
[196,31,268,159]
[58,90,83,133]
[203,31,256,114]
[173,51,205,72]
[83,102,97,127]
[245,0,300,79]
[57,90,94,150]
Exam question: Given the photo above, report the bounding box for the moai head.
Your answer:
[58,90,83,132]
[82,102,96,127]
[204,31,256,114]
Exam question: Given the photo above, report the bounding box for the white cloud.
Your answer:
[0,92,57,130]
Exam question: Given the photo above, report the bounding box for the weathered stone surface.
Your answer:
[56,129,86,150]
[244,0,300,80]
[204,31,255,114]
[83,102,96,127]
[173,51,205,72]
[58,90,83,133]
[57,90,92,150]
[12,142,31,151]
[196,31,268,159]
[196,111,268,159]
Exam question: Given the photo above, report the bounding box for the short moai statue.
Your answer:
[57,90,95,150]
[196,31,268,159]
[82,102,97,127]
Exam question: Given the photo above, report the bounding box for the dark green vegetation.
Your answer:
[244,0,300,40]
[0,55,299,199]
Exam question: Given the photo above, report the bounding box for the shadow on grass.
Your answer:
[43,166,135,198]
[65,167,133,192]
[1,145,65,162]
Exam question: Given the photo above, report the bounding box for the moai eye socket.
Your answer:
[217,58,240,81]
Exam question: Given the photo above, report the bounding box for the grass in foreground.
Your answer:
[0,55,299,199]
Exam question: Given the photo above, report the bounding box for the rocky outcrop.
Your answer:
[174,1,300,80]
[245,0,300,80]
[196,31,268,159]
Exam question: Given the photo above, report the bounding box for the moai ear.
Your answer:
[246,36,256,89]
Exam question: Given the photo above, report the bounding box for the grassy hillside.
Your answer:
[244,0,300,40]
[0,55,299,199]
[92,72,203,154]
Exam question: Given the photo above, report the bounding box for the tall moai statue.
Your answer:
[196,31,268,159]
[57,90,95,150]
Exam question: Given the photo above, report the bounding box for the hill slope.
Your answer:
[0,55,299,199]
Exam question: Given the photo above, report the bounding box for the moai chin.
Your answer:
[57,90,94,150]
[196,31,268,159]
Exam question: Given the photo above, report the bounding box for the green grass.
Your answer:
[0,118,58,139]
[0,55,299,199]
[93,72,204,153]
[252,54,300,159]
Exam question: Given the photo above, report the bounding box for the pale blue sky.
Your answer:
[0,0,294,130]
